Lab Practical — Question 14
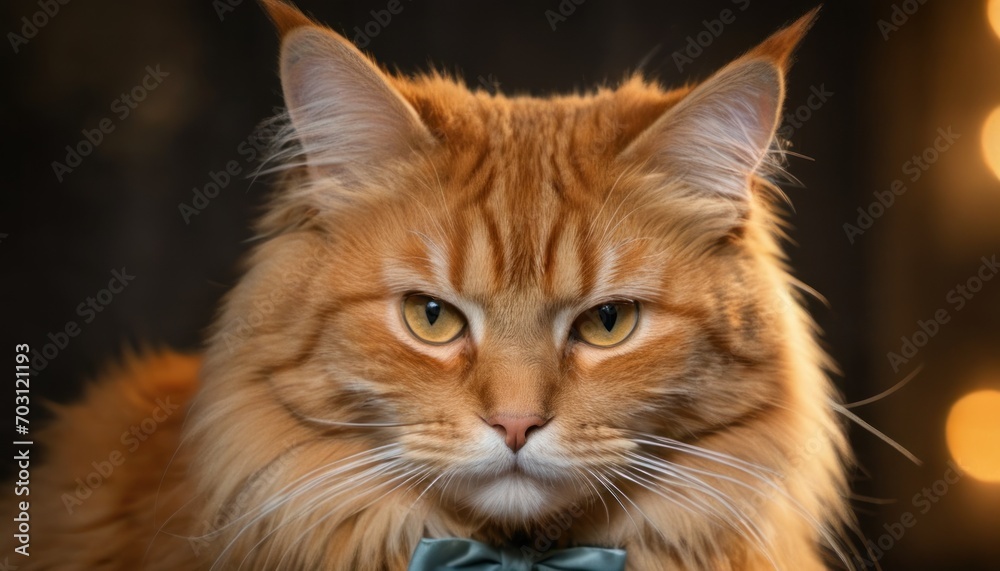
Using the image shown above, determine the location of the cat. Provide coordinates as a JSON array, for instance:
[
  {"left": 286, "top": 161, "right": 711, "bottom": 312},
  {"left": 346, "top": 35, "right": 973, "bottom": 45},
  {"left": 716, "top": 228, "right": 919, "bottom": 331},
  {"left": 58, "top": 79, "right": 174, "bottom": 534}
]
[{"left": 3, "top": 1, "right": 861, "bottom": 569}]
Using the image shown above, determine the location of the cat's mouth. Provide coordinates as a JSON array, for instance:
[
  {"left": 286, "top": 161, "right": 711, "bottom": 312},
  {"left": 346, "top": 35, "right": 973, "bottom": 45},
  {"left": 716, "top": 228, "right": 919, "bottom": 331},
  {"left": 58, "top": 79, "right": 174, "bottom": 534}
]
[
  {"left": 489, "top": 452, "right": 557, "bottom": 482},
  {"left": 507, "top": 456, "right": 529, "bottom": 473},
  {"left": 458, "top": 471, "right": 559, "bottom": 521},
  {"left": 443, "top": 458, "right": 581, "bottom": 522}
]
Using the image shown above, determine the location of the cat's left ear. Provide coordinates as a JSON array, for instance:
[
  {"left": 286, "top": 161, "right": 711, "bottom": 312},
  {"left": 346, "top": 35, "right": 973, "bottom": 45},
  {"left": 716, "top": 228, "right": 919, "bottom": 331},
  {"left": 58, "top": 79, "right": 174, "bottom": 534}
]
[
  {"left": 619, "top": 9, "right": 817, "bottom": 201},
  {"left": 260, "top": 0, "right": 435, "bottom": 184}
]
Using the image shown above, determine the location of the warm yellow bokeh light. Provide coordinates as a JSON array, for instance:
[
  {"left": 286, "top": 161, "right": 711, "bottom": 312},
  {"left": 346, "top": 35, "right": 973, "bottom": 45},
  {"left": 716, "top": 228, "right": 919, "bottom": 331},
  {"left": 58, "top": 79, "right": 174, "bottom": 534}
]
[
  {"left": 946, "top": 390, "right": 1000, "bottom": 482},
  {"left": 990, "top": 0, "right": 1000, "bottom": 39},
  {"left": 982, "top": 107, "right": 1000, "bottom": 181}
]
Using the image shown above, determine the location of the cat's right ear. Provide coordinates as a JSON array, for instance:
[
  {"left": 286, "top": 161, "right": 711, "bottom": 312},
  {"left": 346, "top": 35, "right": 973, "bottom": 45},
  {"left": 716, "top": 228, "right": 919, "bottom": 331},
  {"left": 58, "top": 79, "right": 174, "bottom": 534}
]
[{"left": 260, "top": 0, "right": 435, "bottom": 184}]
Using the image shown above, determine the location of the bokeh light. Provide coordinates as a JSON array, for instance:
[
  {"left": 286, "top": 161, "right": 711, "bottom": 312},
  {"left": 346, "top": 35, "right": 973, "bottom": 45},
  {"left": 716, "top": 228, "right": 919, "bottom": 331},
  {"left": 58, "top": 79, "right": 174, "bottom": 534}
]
[
  {"left": 946, "top": 389, "right": 1000, "bottom": 482},
  {"left": 982, "top": 107, "right": 1000, "bottom": 180},
  {"left": 990, "top": 0, "right": 1000, "bottom": 39}
]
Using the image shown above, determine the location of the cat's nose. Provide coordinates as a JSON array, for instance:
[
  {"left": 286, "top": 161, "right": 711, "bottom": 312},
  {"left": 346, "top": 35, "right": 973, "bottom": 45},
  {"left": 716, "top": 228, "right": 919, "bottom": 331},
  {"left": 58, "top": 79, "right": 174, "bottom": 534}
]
[{"left": 484, "top": 414, "right": 548, "bottom": 452}]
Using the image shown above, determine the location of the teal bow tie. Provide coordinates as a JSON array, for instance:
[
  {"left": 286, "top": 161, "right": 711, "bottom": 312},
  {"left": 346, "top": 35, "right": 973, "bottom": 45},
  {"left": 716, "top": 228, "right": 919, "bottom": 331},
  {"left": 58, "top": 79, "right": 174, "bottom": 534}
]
[{"left": 407, "top": 538, "right": 626, "bottom": 571}]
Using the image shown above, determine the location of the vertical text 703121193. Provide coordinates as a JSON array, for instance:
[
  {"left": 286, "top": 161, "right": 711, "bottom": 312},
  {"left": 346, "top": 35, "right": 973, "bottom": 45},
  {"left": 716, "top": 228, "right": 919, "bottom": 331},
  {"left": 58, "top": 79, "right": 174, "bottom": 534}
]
[{"left": 12, "top": 344, "right": 32, "bottom": 559}]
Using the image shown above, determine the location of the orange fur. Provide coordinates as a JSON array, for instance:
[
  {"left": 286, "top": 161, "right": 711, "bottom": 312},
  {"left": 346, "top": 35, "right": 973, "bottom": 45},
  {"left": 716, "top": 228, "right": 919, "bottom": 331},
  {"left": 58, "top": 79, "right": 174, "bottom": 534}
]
[
  {"left": 1, "top": 351, "right": 200, "bottom": 569},
  {"left": 6, "top": 4, "right": 859, "bottom": 570}
]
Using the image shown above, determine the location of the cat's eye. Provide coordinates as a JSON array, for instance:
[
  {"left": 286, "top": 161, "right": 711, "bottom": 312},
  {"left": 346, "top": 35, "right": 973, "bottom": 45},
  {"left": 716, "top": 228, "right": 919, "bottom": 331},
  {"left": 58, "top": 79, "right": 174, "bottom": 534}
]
[
  {"left": 402, "top": 294, "right": 467, "bottom": 345},
  {"left": 572, "top": 301, "right": 639, "bottom": 347}
]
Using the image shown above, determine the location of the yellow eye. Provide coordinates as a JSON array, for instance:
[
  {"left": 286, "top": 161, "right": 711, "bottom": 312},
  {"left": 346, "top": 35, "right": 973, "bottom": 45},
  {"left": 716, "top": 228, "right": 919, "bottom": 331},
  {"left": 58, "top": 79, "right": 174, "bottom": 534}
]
[
  {"left": 402, "top": 294, "right": 467, "bottom": 345},
  {"left": 573, "top": 301, "right": 639, "bottom": 347}
]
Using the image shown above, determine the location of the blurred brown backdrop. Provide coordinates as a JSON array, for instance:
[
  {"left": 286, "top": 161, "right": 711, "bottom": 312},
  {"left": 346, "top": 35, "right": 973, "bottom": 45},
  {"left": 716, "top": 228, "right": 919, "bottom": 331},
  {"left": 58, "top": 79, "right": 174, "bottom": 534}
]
[{"left": 2, "top": 0, "right": 999, "bottom": 568}]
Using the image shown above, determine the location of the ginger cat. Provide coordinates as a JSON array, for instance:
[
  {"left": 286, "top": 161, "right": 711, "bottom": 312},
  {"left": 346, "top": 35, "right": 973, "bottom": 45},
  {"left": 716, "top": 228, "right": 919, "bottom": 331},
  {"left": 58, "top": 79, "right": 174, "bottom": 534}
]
[{"left": 4, "top": 2, "right": 860, "bottom": 569}]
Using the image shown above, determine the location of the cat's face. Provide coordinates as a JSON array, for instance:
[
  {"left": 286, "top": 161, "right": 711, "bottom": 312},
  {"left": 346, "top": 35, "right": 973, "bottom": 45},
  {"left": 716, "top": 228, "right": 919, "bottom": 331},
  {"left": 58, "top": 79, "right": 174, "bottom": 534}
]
[
  {"left": 253, "top": 64, "right": 794, "bottom": 532},
  {"left": 268, "top": 101, "right": 787, "bottom": 524},
  {"left": 196, "top": 6, "right": 838, "bottom": 559}
]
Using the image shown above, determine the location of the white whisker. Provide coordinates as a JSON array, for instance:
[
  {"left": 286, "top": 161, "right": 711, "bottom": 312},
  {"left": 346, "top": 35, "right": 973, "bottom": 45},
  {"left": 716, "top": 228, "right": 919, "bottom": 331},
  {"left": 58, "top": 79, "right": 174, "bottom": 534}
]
[
  {"left": 270, "top": 463, "right": 427, "bottom": 569},
  {"left": 209, "top": 445, "right": 404, "bottom": 570},
  {"left": 240, "top": 460, "right": 409, "bottom": 570},
  {"left": 830, "top": 401, "right": 921, "bottom": 465},
  {"left": 626, "top": 439, "right": 856, "bottom": 570},
  {"left": 588, "top": 468, "right": 644, "bottom": 544},
  {"left": 623, "top": 452, "right": 779, "bottom": 570}
]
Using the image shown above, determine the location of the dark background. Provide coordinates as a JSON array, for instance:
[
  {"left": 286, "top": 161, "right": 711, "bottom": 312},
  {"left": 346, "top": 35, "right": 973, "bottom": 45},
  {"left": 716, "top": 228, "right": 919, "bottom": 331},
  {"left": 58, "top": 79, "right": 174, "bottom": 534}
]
[{"left": 3, "top": 0, "right": 999, "bottom": 569}]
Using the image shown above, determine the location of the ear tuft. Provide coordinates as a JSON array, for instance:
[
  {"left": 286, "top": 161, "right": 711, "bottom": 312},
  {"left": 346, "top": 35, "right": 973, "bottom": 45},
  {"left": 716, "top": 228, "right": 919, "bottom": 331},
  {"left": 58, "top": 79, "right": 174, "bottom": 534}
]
[
  {"left": 259, "top": 0, "right": 316, "bottom": 39},
  {"left": 747, "top": 7, "right": 819, "bottom": 73}
]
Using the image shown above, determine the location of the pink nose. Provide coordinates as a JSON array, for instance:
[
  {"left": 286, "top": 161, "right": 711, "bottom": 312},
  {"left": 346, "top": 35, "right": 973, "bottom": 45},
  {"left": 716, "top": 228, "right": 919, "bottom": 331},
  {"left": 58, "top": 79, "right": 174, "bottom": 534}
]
[{"left": 485, "top": 414, "right": 548, "bottom": 452}]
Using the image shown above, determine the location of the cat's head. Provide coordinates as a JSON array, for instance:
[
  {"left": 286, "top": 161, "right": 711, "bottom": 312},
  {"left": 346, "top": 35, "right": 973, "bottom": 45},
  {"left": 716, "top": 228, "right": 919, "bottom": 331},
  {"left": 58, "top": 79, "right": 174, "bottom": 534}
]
[{"left": 192, "top": 2, "right": 844, "bottom": 562}]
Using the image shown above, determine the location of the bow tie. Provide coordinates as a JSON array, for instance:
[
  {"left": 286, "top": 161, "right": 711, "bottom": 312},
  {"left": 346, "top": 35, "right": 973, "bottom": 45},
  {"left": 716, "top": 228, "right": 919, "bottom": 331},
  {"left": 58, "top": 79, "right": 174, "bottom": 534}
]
[{"left": 407, "top": 538, "right": 627, "bottom": 571}]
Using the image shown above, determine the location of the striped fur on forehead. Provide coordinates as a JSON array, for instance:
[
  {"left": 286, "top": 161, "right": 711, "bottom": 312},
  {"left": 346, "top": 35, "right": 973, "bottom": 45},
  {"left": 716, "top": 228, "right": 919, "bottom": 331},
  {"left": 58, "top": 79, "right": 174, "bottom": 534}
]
[{"left": 361, "top": 81, "right": 749, "bottom": 306}]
